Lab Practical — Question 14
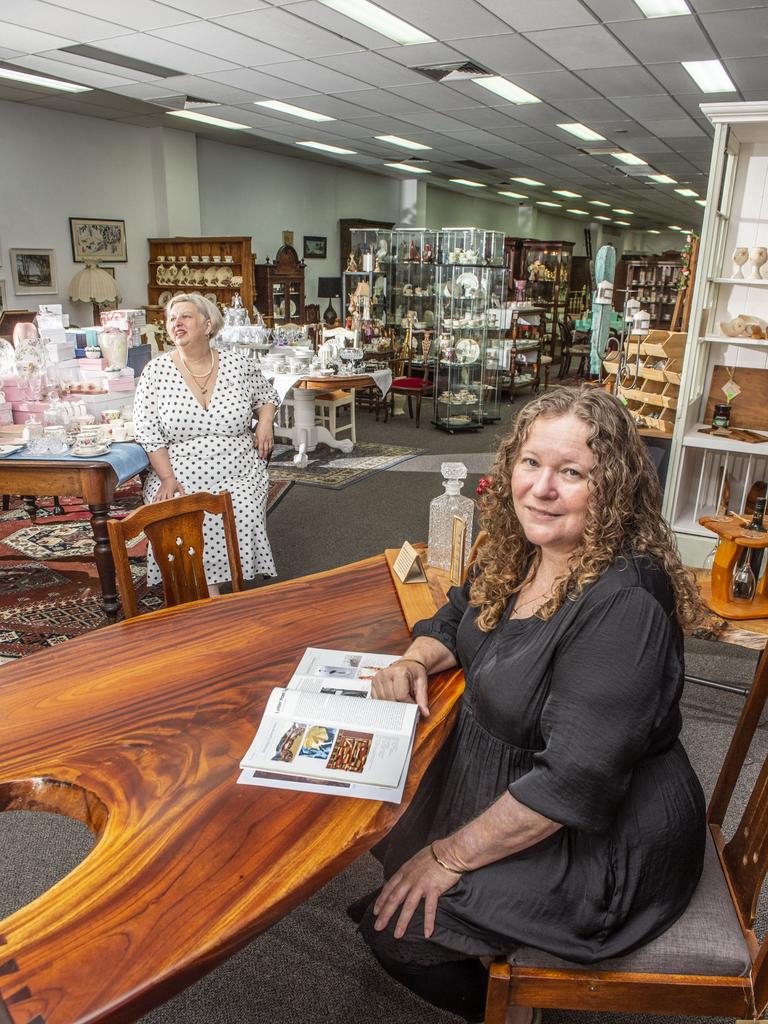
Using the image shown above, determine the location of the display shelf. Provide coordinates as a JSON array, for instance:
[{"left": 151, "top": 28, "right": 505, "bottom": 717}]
[
  {"left": 614, "top": 255, "right": 682, "bottom": 330},
  {"left": 699, "top": 334, "right": 768, "bottom": 346},
  {"left": 147, "top": 235, "right": 254, "bottom": 325},
  {"left": 254, "top": 244, "right": 305, "bottom": 326},
  {"left": 518, "top": 240, "right": 573, "bottom": 353},
  {"left": 709, "top": 277, "right": 768, "bottom": 286},
  {"left": 682, "top": 423, "right": 768, "bottom": 452}
]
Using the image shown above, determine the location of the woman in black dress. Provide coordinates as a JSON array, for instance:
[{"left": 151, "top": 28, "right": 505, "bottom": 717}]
[{"left": 360, "top": 385, "right": 706, "bottom": 1024}]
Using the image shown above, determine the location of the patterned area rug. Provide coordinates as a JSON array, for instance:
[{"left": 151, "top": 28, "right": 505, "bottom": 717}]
[
  {"left": 0, "top": 479, "right": 293, "bottom": 662},
  {"left": 268, "top": 443, "right": 424, "bottom": 489}
]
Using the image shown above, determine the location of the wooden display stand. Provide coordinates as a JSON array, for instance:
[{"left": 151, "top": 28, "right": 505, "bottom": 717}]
[
  {"left": 254, "top": 244, "right": 305, "bottom": 326},
  {"left": 613, "top": 329, "right": 686, "bottom": 435},
  {"left": 699, "top": 515, "right": 768, "bottom": 619}
]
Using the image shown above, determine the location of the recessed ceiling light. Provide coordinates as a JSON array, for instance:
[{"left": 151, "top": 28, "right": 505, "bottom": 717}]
[
  {"left": 376, "top": 134, "right": 431, "bottom": 150},
  {"left": 497, "top": 190, "right": 528, "bottom": 199},
  {"left": 472, "top": 76, "right": 540, "bottom": 104},
  {"left": 647, "top": 173, "right": 678, "bottom": 184},
  {"left": 613, "top": 208, "right": 634, "bottom": 215},
  {"left": 614, "top": 220, "right": 631, "bottom": 226},
  {"left": 512, "top": 176, "right": 545, "bottom": 187},
  {"left": 318, "top": 0, "right": 433, "bottom": 44},
  {"left": 168, "top": 110, "right": 249, "bottom": 130},
  {"left": 633, "top": 0, "right": 690, "bottom": 16},
  {"left": 296, "top": 140, "right": 357, "bottom": 155},
  {"left": 255, "top": 99, "right": 334, "bottom": 122},
  {"left": 567, "top": 209, "right": 589, "bottom": 216},
  {"left": 450, "top": 178, "right": 486, "bottom": 187},
  {"left": 537, "top": 201, "right": 561, "bottom": 208},
  {"left": 668, "top": 224, "right": 682, "bottom": 230},
  {"left": 695, "top": 198, "right": 707, "bottom": 206},
  {"left": 675, "top": 187, "right": 698, "bottom": 197},
  {"left": 556, "top": 122, "right": 606, "bottom": 142},
  {"left": 384, "top": 162, "right": 431, "bottom": 173},
  {"left": 647, "top": 229, "right": 662, "bottom": 234},
  {"left": 589, "top": 200, "right": 611, "bottom": 207},
  {"left": 594, "top": 215, "right": 611, "bottom": 221},
  {"left": 0, "top": 67, "right": 91, "bottom": 92},
  {"left": 682, "top": 59, "right": 736, "bottom": 93},
  {"left": 553, "top": 189, "right": 582, "bottom": 198},
  {"left": 612, "top": 151, "right": 648, "bottom": 166}
]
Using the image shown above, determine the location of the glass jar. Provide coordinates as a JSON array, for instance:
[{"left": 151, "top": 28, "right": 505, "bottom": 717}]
[
  {"left": 712, "top": 404, "right": 731, "bottom": 430},
  {"left": 427, "top": 462, "right": 474, "bottom": 570}
]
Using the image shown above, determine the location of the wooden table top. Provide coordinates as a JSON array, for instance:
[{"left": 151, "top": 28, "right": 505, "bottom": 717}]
[{"left": 0, "top": 554, "right": 462, "bottom": 1024}]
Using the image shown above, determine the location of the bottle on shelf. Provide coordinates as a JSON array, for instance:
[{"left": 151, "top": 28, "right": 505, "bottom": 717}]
[
  {"left": 746, "top": 494, "right": 767, "bottom": 586},
  {"left": 427, "top": 462, "right": 474, "bottom": 570}
]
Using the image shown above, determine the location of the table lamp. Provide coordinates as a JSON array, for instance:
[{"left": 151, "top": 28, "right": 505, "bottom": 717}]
[
  {"left": 317, "top": 277, "right": 341, "bottom": 326},
  {"left": 69, "top": 259, "right": 120, "bottom": 325}
]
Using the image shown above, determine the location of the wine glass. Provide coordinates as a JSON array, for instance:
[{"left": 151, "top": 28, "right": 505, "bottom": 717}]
[
  {"left": 749, "top": 246, "right": 767, "bottom": 281},
  {"left": 731, "top": 247, "right": 749, "bottom": 278}
]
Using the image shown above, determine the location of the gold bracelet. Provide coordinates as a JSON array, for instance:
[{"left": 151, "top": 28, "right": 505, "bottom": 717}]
[
  {"left": 430, "top": 842, "right": 462, "bottom": 874},
  {"left": 400, "top": 657, "right": 429, "bottom": 673}
]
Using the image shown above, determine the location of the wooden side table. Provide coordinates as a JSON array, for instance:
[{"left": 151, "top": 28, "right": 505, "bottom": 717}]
[{"left": 699, "top": 514, "right": 768, "bottom": 619}]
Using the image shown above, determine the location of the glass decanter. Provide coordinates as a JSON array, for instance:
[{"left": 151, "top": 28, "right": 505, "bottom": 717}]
[{"left": 427, "top": 462, "right": 474, "bottom": 571}]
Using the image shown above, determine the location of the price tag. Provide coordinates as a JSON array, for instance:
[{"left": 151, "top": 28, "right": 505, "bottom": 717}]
[
  {"left": 392, "top": 541, "right": 427, "bottom": 584},
  {"left": 722, "top": 380, "right": 742, "bottom": 402}
]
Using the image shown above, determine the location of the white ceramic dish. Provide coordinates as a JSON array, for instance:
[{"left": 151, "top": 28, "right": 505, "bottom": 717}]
[
  {"left": 0, "top": 444, "right": 25, "bottom": 458},
  {"left": 71, "top": 444, "right": 111, "bottom": 458}
]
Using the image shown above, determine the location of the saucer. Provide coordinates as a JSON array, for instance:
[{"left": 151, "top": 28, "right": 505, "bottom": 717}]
[{"left": 71, "top": 444, "right": 111, "bottom": 457}]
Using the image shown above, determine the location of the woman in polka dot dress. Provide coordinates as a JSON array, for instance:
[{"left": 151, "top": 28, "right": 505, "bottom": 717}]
[{"left": 134, "top": 292, "right": 279, "bottom": 594}]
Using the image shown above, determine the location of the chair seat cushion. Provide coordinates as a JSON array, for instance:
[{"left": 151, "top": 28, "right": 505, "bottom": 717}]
[
  {"left": 540, "top": 356, "right": 553, "bottom": 365},
  {"left": 507, "top": 833, "right": 750, "bottom": 977},
  {"left": 392, "top": 377, "right": 428, "bottom": 390}
]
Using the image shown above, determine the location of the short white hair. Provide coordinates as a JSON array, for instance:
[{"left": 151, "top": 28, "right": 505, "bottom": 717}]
[{"left": 166, "top": 292, "right": 224, "bottom": 337}]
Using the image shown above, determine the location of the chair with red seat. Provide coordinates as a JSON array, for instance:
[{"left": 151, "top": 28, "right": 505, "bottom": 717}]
[{"left": 378, "top": 349, "right": 435, "bottom": 428}]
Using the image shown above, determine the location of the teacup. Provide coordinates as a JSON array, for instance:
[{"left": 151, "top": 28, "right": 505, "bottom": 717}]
[
  {"left": 224, "top": 255, "right": 234, "bottom": 263},
  {"left": 177, "top": 255, "right": 187, "bottom": 263},
  {"left": 201, "top": 255, "right": 210, "bottom": 263},
  {"left": 76, "top": 433, "right": 96, "bottom": 448},
  {"left": 75, "top": 414, "right": 95, "bottom": 429},
  {"left": 101, "top": 409, "right": 122, "bottom": 423},
  {"left": 157, "top": 255, "right": 166, "bottom": 263},
  {"left": 111, "top": 421, "right": 127, "bottom": 442},
  {"left": 190, "top": 255, "right": 200, "bottom": 263}
]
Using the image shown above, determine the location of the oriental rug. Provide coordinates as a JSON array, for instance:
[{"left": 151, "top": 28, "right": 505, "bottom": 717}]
[
  {"left": 0, "top": 479, "right": 293, "bottom": 662},
  {"left": 268, "top": 442, "right": 424, "bottom": 489}
]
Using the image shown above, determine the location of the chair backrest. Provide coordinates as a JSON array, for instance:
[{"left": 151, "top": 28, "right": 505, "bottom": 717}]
[
  {"left": 557, "top": 319, "right": 573, "bottom": 348},
  {"left": 106, "top": 491, "right": 244, "bottom": 618}
]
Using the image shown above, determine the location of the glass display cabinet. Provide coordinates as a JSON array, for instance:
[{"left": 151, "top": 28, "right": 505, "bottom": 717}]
[
  {"left": 387, "top": 229, "right": 439, "bottom": 375},
  {"left": 520, "top": 239, "right": 574, "bottom": 351},
  {"left": 342, "top": 270, "right": 388, "bottom": 325},
  {"left": 439, "top": 227, "right": 505, "bottom": 267},
  {"left": 254, "top": 245, "right": 305, "bottom": 326}
]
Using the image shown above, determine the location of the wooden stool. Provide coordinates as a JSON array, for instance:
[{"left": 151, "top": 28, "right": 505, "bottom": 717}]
[{"left": 700, "top": 514, "right": 768, "bottom": 619}]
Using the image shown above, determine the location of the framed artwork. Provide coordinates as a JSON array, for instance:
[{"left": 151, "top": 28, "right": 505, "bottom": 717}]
[
  {"left": 69, "top": 217, "right": 127, "bottom": 262},
  {"left": 10, "top": 249, "right": 58, "bottom": 294},
  {"left": 282, "top": 230, "right": 294, "bottom": 246},
  {"left": 303, "top": 235, "right": 327, "bottom": 259}
]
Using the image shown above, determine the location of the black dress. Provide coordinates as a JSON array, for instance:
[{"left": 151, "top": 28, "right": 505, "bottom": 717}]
[{"left": 375, "top": 553, "right": 706, "bottom": 964}]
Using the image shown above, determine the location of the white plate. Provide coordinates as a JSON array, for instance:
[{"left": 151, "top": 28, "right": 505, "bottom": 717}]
[
  {"left": 158, "top": 290, "right": 172, "bottom": 305},
  {"left": 204, "top": 292, "right": 219, "bottom": 303},
  {"left": 455, "top": 338, "right": 480, "bottom": 363},
  {"left": 0, "top": 444, "right": 24, "bottom": 458},
  {"left": 71, "top": 445, "right": 111, "bottom": 457},
  {"left": 456, "top": 271, "right": 479, "bottom": 291}
]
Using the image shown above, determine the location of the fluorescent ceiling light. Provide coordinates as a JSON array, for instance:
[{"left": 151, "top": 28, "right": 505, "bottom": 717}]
[
  {"left": 647, "top": 229, "right": 662, "bottom": 234},
  {"left": 589, "top": 200, "right": 611, "bottom": 207},
  {"left": 450, "top": 178, "right": 486, "bottom": 187},
  {"left": 612, "top": 151, "right": 648, "bottom": 166},
  {"left": 668, "top": 224, "right": 682, "bottom": 230},
  {"left": 512, "top": 176, "right": 545, "bottom": 187},
  {"left": 557, "top": 122, "right": 606, "bottom": 141},
  {"left": 473, "top": 75, "right": 540, "bottom": 104},
  {"left": 255, "top": 99, "right": 333, "bottom": 122},
  {"left": 168, "top": 109, "right": 249, "bottom": 130},
  {"left": 633, "top": 0, "right": 691, "bottom": 16},
  {"left": 498, "top": 190, "right": 528, "bottom": 199},
  {"left": 695, "top": 198, "right": 707, "bottom": 206},
  {"left": 318, "top": 0, "right": 433, "bottom": 44},
  {"left": 675, "top": 187, "right": 698, "bottom": 197},
  {"left": 537, "top": 201, "right": 561, "bottom": 208},
  {"left": 682, "top": 59, "right": 736, "bottom": 93},
  {"left": 0, "top": 67, "right": 91, "bottom": 92},
  {"left": 385, "top": 162, "right": 431, "bottom": 173},
  {"left": 567, "top": 209, "right": 589, "bottom": 216},
  {"left": 613, "top": 208, "right": 634, "bottom": 215},
  {"left": 594, "top": 215, "right": 611, "bottom": 221},
  {"left": 296, "top": 140, "right": 357, "bottom": 155},
  {"left": 614, "top": 220, "right": 631, "bottom": 226},
  {"left": 375, "top": 134, "right": 431, "bottom": 150},
  {"left": 553, "top": 189, "right": 582, "bottom": 198},
  {"left": 647, "top": 173, "right": 677, "bottom": 184}
]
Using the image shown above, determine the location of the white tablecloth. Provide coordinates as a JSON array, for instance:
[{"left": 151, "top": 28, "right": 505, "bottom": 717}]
[{"left": 268, "top": 370, "right": 392, "bottom": 405}]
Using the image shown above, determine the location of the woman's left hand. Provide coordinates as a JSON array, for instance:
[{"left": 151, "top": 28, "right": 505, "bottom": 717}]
[
  {"left": 254, "top": 420, "right": 274, "bottom": 460},
  {"left": 373, "top": 846, "right": 460, "bottom": 940}
]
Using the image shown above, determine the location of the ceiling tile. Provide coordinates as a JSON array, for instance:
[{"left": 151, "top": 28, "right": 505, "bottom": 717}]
[
  {"left": 582, "top": 0, "right": 645, "bottom": 19},
  {"left": 314, "top": 51, "right": 426, "bottom": 87},
  {"left": 8, "top": 54, "right": 134, "bottom": 88},
  {"left": 244, "top": 60, "right": 370, "bottom": 93},
  {"left": 0, "top": 0, "right": 128, "bottom": 43},
  {"left": 484, "top": 70, "right": 599, "bottom": 101},
  {"left": 215, "top": 7, "right": 363, "bottom": 58},
  {"left": 578, "top": 65, "right": 665, "bottom": 97},
  {"left": 475, "top": 0, "right": 597, "bottom": 31},
  {"left": 161, "top": 0, "right": 271, "bottom": 14},
  {"left": 373, "top": 41, "right": 464, "bottom": 66},
  {"left": 613, "top": 94, "right": 687, "bottom": 119},
  {"left": 495, "top": 101, "right": 572, "bottom": 126},
  {"left": 281, "top": 1, "right": 401, "bottom": 49},
  {"left": 0, "top": 22, "right": 74, "bottom": 52},
  {"left": 107, "top": 81, "right": 189, "bottom": 99},
  {"left": 554, "top": 96, "right": 630, "bottom": 122},
  {"left": 278, "top": 93, "right": 377, "bottom": 117},
  {"left": 338, "top": 89, "right": 428, "bottom": 115},
  {"left": 448, "top": 105, "right": 528, "bottom": 129},
  {"left": 42, "top": 0, "right": 198, "bottom": 31},
  {"left": 524, "top": 25, "right": 637, "bottom": 69},
  {"left": 641, "top": 118, "right": 708, "bottom": 138},
  {"left": 447, "top": 32, "right": 559, "bottom": 74},
  {"left": 31, "top": 45, "right": 162, "bottom": 82},
  {"left": 90, "top": 33, "right": 240, "bottom": 75},
  {"left": 609, "top": 15, "right": 715, "bottom": 63},
  {"left": 149, "top": 21, "right": 294, "bottom": 66},
  {"left": 203, "top": 67, "right": 320, "bottom": 99},
  {"left": 387, "top": 82, "right": 482, "bottom": 110},
  {"left": 362, "top": 0, "right": 513, "bottom": 40},
  {"left": 691, "top": 0, "right": 768, "bottom": 10},
  {"left": 153, "top": 74, "right": 260, "bottom": 104},
  {"left": 699, "top": 8, "right": 768, "bottom": 58},
  {"left": 725, "top": 56, "right": 768, "bottom": 92},
  {"left": 388, "top": 110, "right": 481, "bottom": 132}
]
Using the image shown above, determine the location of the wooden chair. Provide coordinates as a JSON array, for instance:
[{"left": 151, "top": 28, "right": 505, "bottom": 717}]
[
  {"left": 485, "top": 639, "right": 768, "bottom": 1023},
  {"left": 106, "top": 491, "right": 244, "bottom": 618},
  {"left": 558, "top": 319, "right": 591, "bottom": 379},
  {"left": 315, "top": 388, "right": 356, "bottom": 441},
  {"left": 379, "top": 352, "right": 435, "bottom": 428}
]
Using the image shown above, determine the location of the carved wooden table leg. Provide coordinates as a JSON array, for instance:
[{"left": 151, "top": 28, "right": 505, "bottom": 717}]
[
  {"left": 88, "top": 502, "right": 119, "bottom": 622},
  {"left": 22, "top": 495, "right": 37, "bottom": 522},
  {"left": 53, "top": 495, "right": 65, "bottom": 515}
]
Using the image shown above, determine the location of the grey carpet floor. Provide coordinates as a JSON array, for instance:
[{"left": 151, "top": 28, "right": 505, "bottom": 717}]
[{"left": 2, "top": 392, "right": 766, "bottom": 1024}]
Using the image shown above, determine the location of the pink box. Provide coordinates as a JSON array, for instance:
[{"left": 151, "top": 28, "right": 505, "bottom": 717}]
[
  {"left": 107, "top": 378, "right": 136, "bottom": 393},
  {"left": 80, "top": 357, "right": 108, "bottom": 369},
  {"left": 4, "top": 385, "right": 45, "bottom": 403},
  {"left": 12, "top": 401, "right": 51, "bottom": 425},
  {"left": 0, "top": 403, "right": 13, "bottom": 425}
]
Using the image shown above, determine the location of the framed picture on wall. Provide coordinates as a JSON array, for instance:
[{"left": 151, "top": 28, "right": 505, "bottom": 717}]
[
  {"left": 69, "top": 217, "right": 127, "bottom": 262},
  {"left": 303, "top": 236, "right": 327, "bottom": 259},
  {"left": 10, "top": 249, "right": 58, "bottom": 294}
]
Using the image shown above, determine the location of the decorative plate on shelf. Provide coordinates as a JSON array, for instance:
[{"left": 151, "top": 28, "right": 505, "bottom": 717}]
[
  {"left": 289, "top": 299, "right": 298, "bottom": 317},
  {"left": 456, "top": 271, "right": 479, "bottom": 292},
  {"left": 204, "top": 292, "right": 219, "bottom": 303},
  {"left": 455, "top": 338, "right": 480, "bottom": 363},
  {"left": 158, "top": 291, "right": 172, "bottom": 305}
]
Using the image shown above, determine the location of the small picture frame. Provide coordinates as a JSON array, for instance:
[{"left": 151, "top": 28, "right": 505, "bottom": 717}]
[
  {"left": 10, "top": 249, "right": 58, "bottom": 294},
  {"left": 303, "top": 235, "right": 327, "bottom": 260},
  {"left": 69, "top": 217, "right": 127, "bottom": 263},
  {"left": 282, "top": 230, "right": 294, "bottom": 247}
]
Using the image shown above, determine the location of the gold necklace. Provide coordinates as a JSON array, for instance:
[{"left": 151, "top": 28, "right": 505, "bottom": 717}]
[{"left": 178, "top": 350, "right": 216, "bottom": 394}]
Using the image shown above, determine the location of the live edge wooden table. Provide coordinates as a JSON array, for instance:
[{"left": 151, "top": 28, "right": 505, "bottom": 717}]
[
  {"left": 0, "top": 443, "right": 149, "bottom": 623},
  {"left": 0, "top": 552, "right": 462, "bottom": 1024}
]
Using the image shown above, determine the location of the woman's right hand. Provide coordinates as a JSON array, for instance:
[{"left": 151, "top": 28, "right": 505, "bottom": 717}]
[
  {"left": 372, "top": 660, "right": 430, "bottom": 717},
  {"left": 154, "top": 476, "right": 185, "bottom": 502}
]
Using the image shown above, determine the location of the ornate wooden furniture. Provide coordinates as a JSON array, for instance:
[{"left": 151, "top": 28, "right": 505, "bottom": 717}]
[
  {"left": 485, "top": 640, "right": 768, "bottom": 1023},
  {"left": 106, "top": 491, "right": 243, "bottom": 618},
  {"left": 254, "top": 245, "right": 305, "bottom": 326},
  {"left": 0, "top": 553, "right": 462, "bottom": 1024},
  {"left": 699, "top": 513, "right": 768, "bottom": 619}
]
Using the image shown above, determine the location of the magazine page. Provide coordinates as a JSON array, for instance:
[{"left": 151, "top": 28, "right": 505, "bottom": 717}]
[
  {"left": 287, "top": 648, "right": 400, "bottom": 697},
  {"left": 236, "top": 764, "right": 409, "bottom": 803},
  {"left": 240, "top": 687, "right": 418, "bottom": 788}
]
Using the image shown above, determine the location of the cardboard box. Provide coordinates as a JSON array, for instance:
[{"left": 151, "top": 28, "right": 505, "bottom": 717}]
[{"left": 45, "top": 340, "right": 77, "bottom": 363}]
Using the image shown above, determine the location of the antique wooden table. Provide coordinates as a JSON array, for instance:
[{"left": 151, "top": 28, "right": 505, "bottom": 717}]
[{"left": 0, "top": 553, "right": 461, "bottom": 1024}]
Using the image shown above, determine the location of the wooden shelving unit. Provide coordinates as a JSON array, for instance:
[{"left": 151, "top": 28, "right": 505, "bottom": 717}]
[{"left": 614, "top": 254, "right": 682, "bottom": 329}]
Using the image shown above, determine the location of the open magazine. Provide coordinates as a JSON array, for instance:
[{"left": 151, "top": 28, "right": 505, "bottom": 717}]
[{"left": 237, "top": 648, "right": 419, "bottom": 802}]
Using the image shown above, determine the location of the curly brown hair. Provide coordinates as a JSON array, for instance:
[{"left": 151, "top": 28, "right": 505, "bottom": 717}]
[{"left": 470, "top": 385, "right": 703, "bottom": 631}]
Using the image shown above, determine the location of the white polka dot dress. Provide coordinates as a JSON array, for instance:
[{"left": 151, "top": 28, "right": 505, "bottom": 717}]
[{"left": 133, "top": 348, "right": 279, "bottom": 586}]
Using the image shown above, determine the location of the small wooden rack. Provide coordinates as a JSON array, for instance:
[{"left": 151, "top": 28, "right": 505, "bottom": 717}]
[{"left": 700, "top": 514, "right": 768, "bottom": 618}]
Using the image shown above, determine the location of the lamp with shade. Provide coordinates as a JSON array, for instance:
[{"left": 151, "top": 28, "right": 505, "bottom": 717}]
[
  {"left": 317, "top": 276, "right": 342, "bottom": 326},
  {"left": 69, "top": 259, "right": 120, "bottom": 325}
]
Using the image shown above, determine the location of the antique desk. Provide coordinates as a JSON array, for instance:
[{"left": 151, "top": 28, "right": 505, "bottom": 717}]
[{"left": 0, "top": 553, "right": 461, "bottom": 1024}]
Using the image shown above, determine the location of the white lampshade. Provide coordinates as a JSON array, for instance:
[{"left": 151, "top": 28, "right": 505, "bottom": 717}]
[{"left": 69, "top": 260, "right": 120, "bottom": 303}]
